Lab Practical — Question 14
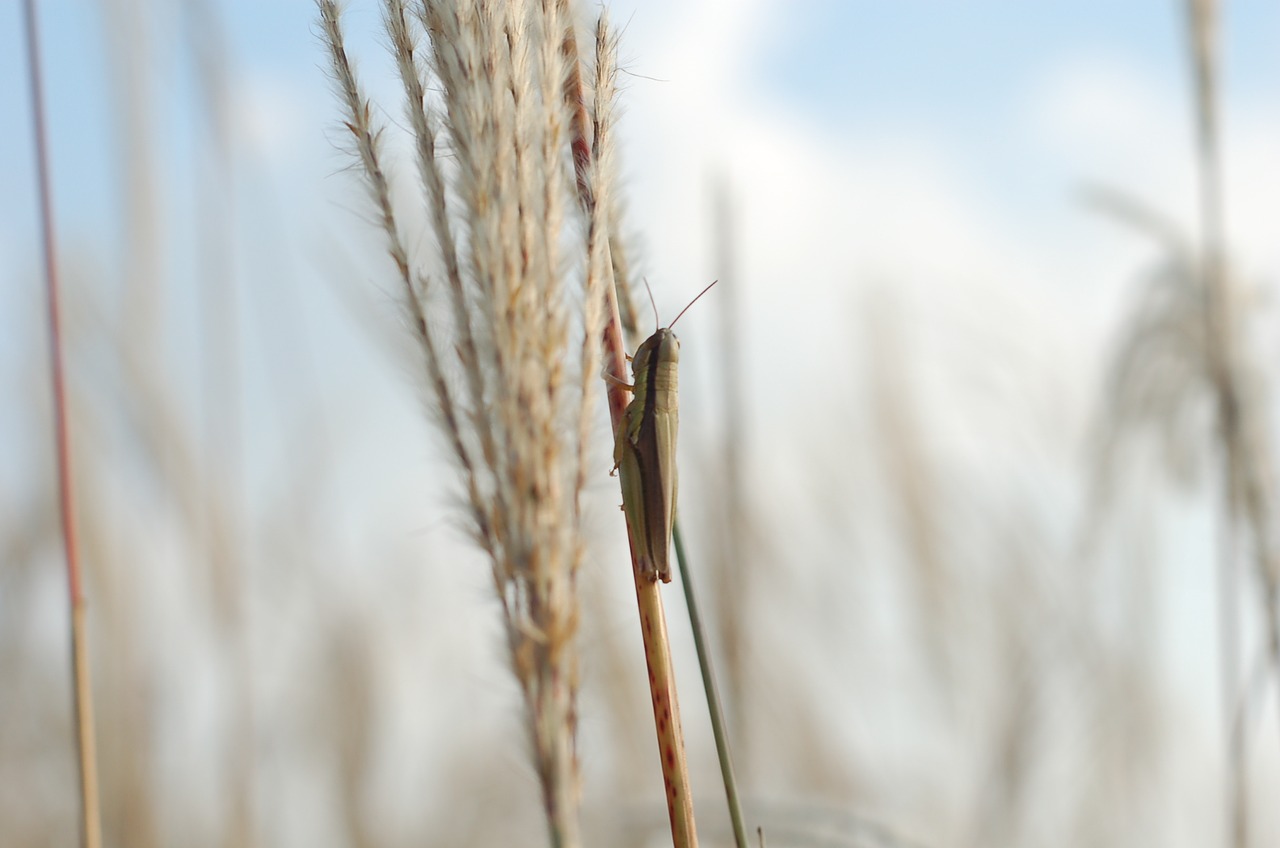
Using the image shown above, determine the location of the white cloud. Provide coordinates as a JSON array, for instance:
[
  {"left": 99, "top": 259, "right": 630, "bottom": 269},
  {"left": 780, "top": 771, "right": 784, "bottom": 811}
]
[
  {"left": 233, "top": 73, "right": 307, "bottom": 163},
  {"left": 615, "top": 2, "right": 1093, "bottom": 429}
]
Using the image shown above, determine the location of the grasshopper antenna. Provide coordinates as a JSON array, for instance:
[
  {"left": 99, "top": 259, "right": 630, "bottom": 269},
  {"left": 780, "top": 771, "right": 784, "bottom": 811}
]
[
  {"left": 642, "top": 277, "right": 660, "bottom": 333},
  {"left": 668, "top": 280, "right": 718, "bottom": 331}
]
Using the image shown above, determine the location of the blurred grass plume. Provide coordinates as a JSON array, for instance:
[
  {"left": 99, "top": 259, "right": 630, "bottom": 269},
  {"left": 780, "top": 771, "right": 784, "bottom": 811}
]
[{"left": 318, "top": 1, "right": 619, "bottom": 844}]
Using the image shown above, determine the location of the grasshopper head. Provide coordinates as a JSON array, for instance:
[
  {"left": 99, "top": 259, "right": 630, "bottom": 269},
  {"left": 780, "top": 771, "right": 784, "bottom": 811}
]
[
  {"left": 632, "top": 328, "right": 680, "bottom": 378},
  {"left": 632, "top": 279, "right": 713, "bottom": 378}
]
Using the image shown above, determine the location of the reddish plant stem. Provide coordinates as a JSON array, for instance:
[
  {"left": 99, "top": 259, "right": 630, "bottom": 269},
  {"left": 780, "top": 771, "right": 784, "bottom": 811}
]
[
  {"left": 22, "top": 3, "right": 103, "bottom": 848},
  {"left": 560, "top": 12, "right": 698, "bottom": 846},
  {"left": 604, "top": 259, "right": 698, "bottom": 848}
]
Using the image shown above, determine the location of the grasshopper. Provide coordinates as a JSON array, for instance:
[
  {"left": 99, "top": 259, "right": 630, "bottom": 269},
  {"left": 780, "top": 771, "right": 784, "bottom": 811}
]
[{"left": 614, "top": 281, "right": 717, "bottom": 583}]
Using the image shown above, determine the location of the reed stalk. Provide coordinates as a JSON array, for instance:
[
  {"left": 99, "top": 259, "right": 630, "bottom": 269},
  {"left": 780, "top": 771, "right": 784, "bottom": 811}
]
[
  {"left": 562, "top": 16, "right": 700, "bottom": 847},
  {"left": 22, "top": 2, "right": 104, "bottom": 846},
  {"left": 319, "top": 3, "right": 703, "bottom": 845},
  {"left": 1185, "top": 2, "right": 1280, "bottom": 844}
]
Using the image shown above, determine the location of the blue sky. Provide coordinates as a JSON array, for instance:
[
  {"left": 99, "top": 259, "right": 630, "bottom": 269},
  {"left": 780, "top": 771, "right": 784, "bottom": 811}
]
[
  {"left": 4, "top": 1, "right": 1277, "bottom": 271},
  {"left": 5, "top": 0, "right": 1280, "bottom": 771},
  {"left": 6, "top": 0, "right": 1278, "bottom": 571},
  {"left": 5, "top": 2, "right": 1278, "bottom": 510}
]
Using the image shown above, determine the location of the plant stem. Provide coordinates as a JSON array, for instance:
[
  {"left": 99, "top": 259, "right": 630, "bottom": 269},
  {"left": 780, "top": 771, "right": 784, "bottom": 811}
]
[
  {"left": 561, "top": 14, "right": 698, "bottom": 844},
  {"left": 673, "top": 524, "right": 749, "bottom": 848},
  {"left": 710, "top": 180, "right": 750, "bottom": 753},
  {"left": 22, "top": 3, "right": 104, "bottom": 847},
  {"left": 599, "top": 246, "right": 696, "bottom": 845},
  {"left": 602, "top": 231, "right": 698, "bottom": 848},
  {"left": 1186, "top": 2, "right": 1280, "bottom": 844}
]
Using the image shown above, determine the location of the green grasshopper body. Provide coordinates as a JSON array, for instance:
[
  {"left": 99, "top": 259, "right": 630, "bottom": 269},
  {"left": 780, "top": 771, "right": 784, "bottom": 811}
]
[
  {"left": 616, "top": 327, "right": 681, "bottom": 583},
  {"left": 614, "top": 281, "right": 715, "bottom": 584}
]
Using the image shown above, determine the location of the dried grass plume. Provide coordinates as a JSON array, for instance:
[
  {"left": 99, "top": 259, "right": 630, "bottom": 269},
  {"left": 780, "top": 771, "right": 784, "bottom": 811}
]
[{"left": 317, "top": 2, "right": 622, "bottom": 845}]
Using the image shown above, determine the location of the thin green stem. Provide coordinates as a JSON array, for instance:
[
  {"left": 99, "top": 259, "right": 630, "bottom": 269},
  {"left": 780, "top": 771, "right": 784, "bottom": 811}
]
[{"left": 673, "top": 522, "right": 748, "bottom": 848}]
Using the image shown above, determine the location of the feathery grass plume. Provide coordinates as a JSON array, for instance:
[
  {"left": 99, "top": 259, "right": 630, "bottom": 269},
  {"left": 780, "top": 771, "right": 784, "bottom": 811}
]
[
  {"left": 608, "top": 202, "right": 641, "bottom": 339},
  {"left": 578, "top": 14, "right": 616, "bottom": 514},
  {"left": 318, "top": 2, "right": 622, "bottom": 845},
  {"left": 1085, "top": 192, "right": 1208, "bottom": 495},
  {"left": 1083, "top": 3, "right": 1280, "bottom": 838},
  {"left": 1186, "top": 4, "right": 1280, "bottom": 846},
  {"left": 1084, "top": 185, "right": 1279, "bottom": 846},
  {"left": 574, "top": 17, "right": 700, "bottom": 844}
]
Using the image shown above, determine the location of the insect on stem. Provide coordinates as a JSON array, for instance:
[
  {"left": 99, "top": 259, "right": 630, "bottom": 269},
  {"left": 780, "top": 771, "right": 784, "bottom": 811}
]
[{"left": 614, "top": 279, "right": 718, "bottom": 583}]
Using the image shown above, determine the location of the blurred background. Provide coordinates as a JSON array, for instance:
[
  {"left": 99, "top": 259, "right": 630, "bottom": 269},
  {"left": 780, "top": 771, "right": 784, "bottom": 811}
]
[{"left": 4, "top": 0, "right": 1280, "bottom": 846}]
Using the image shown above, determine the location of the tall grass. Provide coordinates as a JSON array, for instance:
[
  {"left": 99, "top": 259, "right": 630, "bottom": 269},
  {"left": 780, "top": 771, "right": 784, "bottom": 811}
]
[
  {"left": 1085, "top": 4, "right": 1280, "bottom": 844},
  {"left": 21, "top": 2, "right": 103, "bottom": 847},
  {"left": 1186, "top": 2, "right": 1280, "bottom": 844},
  {"left": 317, "top": 1, "right": 624, "bottom": 843}
]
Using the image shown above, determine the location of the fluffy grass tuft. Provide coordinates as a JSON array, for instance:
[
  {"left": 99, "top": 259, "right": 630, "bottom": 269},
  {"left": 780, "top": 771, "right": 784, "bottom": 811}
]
[{"left": 317, "top": 2, "right": 624, "bottom": 845}]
